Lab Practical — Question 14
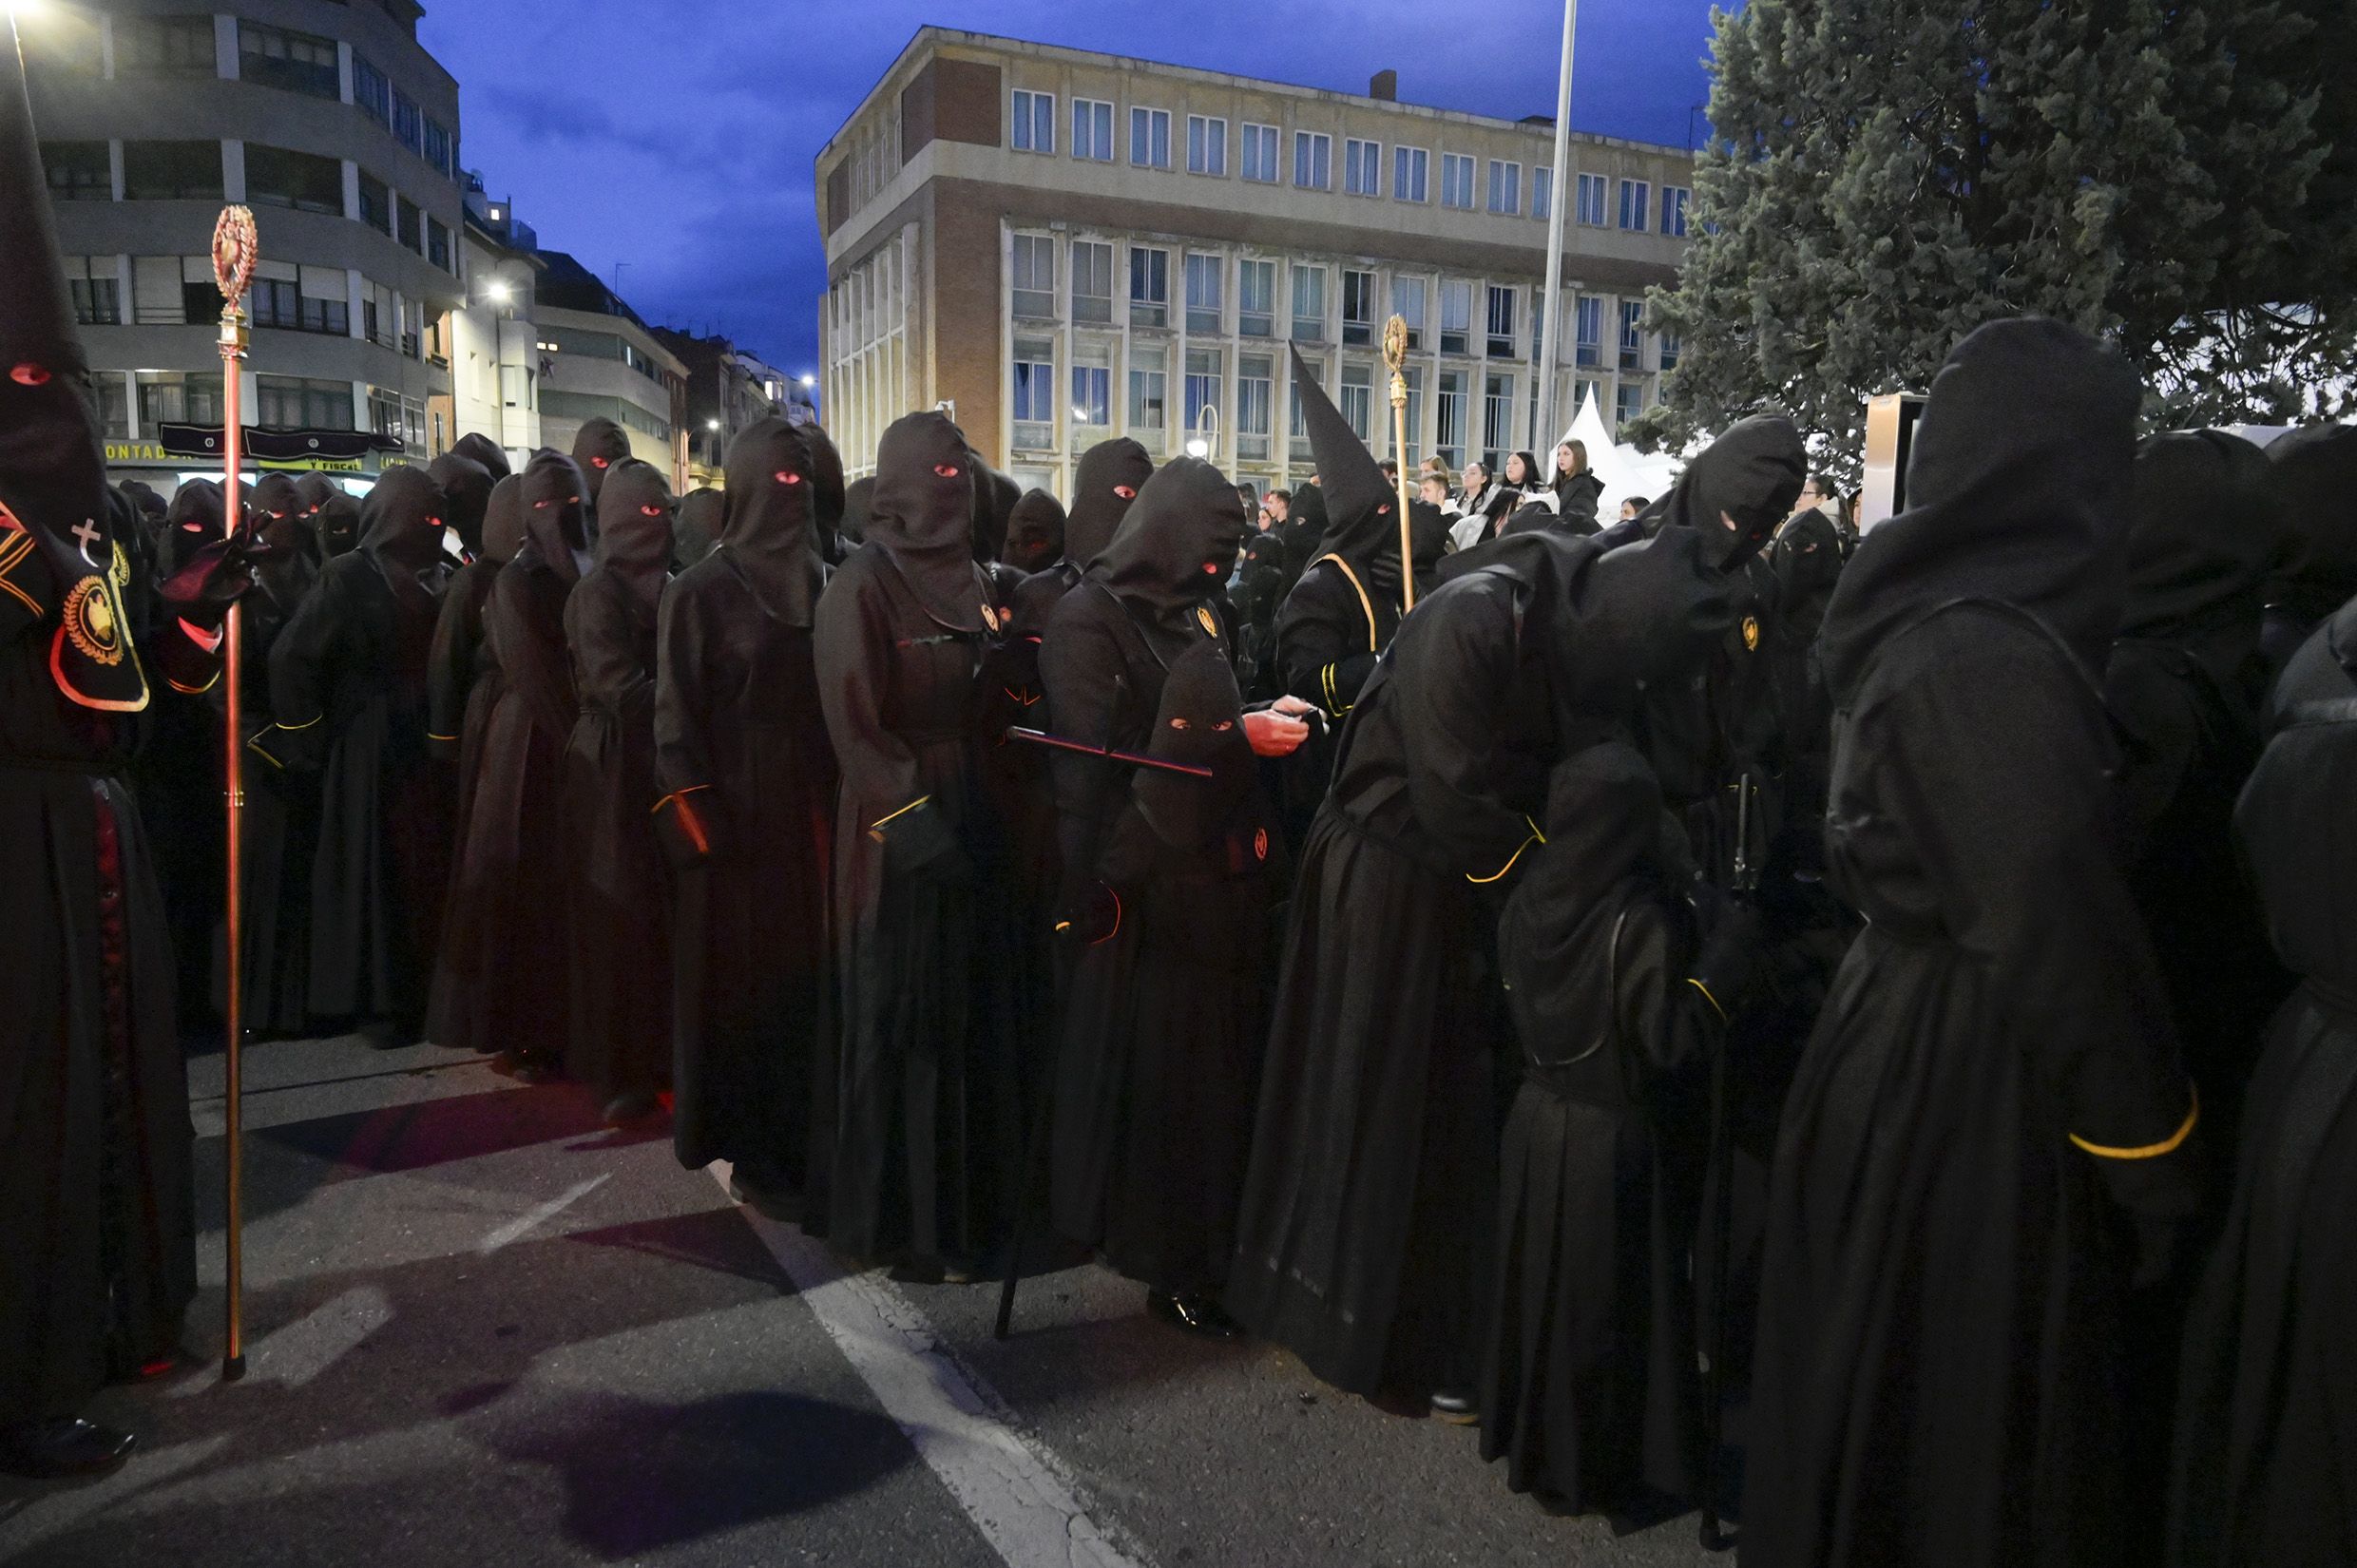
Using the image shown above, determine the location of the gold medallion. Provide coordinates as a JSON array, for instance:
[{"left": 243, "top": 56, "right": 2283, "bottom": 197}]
[
  {"left": 981, "top": 602, "right": 1002, "bottom": 634},
  {"left": 1196, "top": 606, "right": 1217, "bottom": 638},
  {"left": 1741, "top": 615, "right": 1760, "bottom": 652},
  {"left": 64, "top": 577, "right": 125, "bottom": 665},
  {"left": 1254, "top": 828, "right": 1269, "bottom": 863}
]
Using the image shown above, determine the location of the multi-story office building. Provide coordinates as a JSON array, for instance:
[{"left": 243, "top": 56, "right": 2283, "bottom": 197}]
[
  {"left": 654, "top": 328, "right": 786, "bottom": 488},
  {"left": 816, "top": 29, "right": 1696, "bottom": 493},
  {"left": 432, "top": 177, "right": 544, "bottom": 469},
  {"left": 21, "top": 0, "right": 466, "bottom": 488},
  {"left": 534, "top": 249, "right": 689, "bottom": 490}
]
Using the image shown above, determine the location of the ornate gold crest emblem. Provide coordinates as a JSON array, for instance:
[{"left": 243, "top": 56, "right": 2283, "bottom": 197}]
[
  {"left": 1254, "top": 828, "right": 1269, "bottom": 863},
  {"left": 1196, "top": 606, "right": 1217, "bottom": 638},
  {"left": 64, "top": 577, "right": 125, "bottom": 665},
  {"left": 981, "top": 602, "right": 1002, "bottom": 634},
  {"left": 1741, "top": 615, "right": 1760, "bottom": 652}
]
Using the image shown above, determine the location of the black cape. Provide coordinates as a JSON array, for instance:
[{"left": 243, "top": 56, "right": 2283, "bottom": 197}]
[{"left": 2256, "top": 423, "right": 2357, "bottom": 683}]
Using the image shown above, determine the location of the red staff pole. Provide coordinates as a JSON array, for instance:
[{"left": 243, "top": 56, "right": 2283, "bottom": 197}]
[{"left": 211, "top": 205, "right": 258, "bottom": 1383}]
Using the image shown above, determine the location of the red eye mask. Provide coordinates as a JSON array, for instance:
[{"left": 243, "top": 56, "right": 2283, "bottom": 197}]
[
  {"left": 10, "top": 363, "right": 51, "bottom": 386},
  {"left": 774, "top": 470, "right": 803, "bottom": 486}
]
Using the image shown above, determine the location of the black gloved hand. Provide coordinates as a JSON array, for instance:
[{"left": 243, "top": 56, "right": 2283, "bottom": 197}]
[{"left": 159, "top": 534, "right": 274, "bottom": 626}]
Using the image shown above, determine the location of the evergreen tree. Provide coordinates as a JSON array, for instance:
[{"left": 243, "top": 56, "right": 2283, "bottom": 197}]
[{"left": 1631, "top": 0, "right": 2355, "bottom": 471}]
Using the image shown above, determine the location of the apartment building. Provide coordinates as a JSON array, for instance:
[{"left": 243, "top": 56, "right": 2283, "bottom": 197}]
[{"left": 816, "top": 29, "right": 1695, "bottom": 494}]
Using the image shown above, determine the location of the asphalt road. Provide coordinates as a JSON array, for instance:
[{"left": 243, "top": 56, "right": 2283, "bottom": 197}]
[{"left": 0, "top": 1036, "right": 1728, "bottom": 1568}]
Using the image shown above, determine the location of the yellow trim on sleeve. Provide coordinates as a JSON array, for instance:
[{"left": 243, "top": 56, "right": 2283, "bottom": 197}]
[
  {"left": 2070, "top": 1090, "right": 2199, "bottom": 1160},
  {"left": 1322, "top": 555, "right": 1381, "bottom": 646},
  {"left": 1686, "top": 978, "right": 1730, "bottom": 1024},
  {"left": 868, "top": 794, "right": 932, "bottom": 832},
  {"left": 167, "top": 673, "right": 220, "bottom": 696},
  {"left": 278, "top": 714, "right": 323, "bottom": 731},
  {"left": 1467, "top": 817, "right": 1546, "bottom": 885}
]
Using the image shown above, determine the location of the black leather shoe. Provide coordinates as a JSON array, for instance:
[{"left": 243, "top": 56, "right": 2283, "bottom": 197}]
[
  {"left": 1428, "top": 1388, "right": 1479, "bottom": 1425},
  {"left": 0, "top": 1417, "right": 138, "bottom": 1480},
  {"left": 1146, "top": 1291, "right": 1239, "bottom": 1339}
]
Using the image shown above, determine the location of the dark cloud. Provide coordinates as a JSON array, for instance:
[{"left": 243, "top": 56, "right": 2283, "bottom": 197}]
[{"left": 422, "top": 0, "right": 1718, "bottom": 376}]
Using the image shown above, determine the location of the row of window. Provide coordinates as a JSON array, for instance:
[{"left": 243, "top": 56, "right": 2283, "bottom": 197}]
[
  {"left": 32, "top": 13, "right": 459, "bottom": 183},
  {"left": 1008, "top": 237, "right": 1682, "bottom": 371},
  {"left": 541, "top": 325, "right": 679, "bottom": 391},
  {"left": 540, "top": 390, "right": 671, "bottom": 443},
  {"left": 1006, "top": 90, "right": 1689, "bottom": 235},
  {"left": 1007, "top": 341, "right": 1662, "bottom": 463},
  {"left": 82, "top": 367, "right": 428, "bottom": 449},
  {"left": 41, "top": 140, "right": 458, "bottom": 277},
  {"left": 63, "top": 252, "right": 439, "bottom": 364}
]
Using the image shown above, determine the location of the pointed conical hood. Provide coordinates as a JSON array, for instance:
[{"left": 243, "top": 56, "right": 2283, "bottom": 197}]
[
  {"left": 0, "top": 23, "right": 144, "bottom": 711},
  {"left": 1288, "top": 345, "right": 1397, "bottom": 583}
]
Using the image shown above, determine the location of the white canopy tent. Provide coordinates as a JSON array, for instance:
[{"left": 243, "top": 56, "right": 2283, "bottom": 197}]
[{"left": 1554, "top": 388, "right": 1687, "bottom": 520}]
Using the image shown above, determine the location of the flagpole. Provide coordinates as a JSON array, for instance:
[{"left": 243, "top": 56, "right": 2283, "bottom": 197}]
[
  {"left": 1533, "top": 0, "right": 1578, "bottom": 451},
  {"left": 1381, "top": 315, "right": 1416, "bottom": 612},
  {"left": 211, "top": 204, "right": 258, "bottom": 1384}
]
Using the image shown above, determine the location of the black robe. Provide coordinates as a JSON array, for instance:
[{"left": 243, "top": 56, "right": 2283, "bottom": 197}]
[
  {"left": 563, "top": 462, "right": 674, "bottom": 1101},
  {"left": 1043, "top": 461, "right": 1265, "bottom": 1296},
  {"left": 1480, "top": 744, "right": 1717, "bottom": 1514},
  {"left": 437, "top": 452, "right": 582, "bottom": 1064},
  {"left": 1745, "top": 321, "right": 2198, "bottom": 1568},
  {"left": 656, "top": 420, "right": 837, "bottom": 1189},
  {"left": 814, "top": 411, "right": 1015, "bottom": 1269},
  {"left": 142, "top": 482, "right": 228, "bottom": 1023},
  {"left": 2166, "top": 597, "right": 2357, "bottom": 1568},
  {"left": 263, "top": 468, "right": 451, "bottom": 1027}
]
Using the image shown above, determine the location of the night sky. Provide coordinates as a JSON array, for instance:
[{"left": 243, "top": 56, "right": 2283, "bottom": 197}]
[{"left": 420, "top": 0, "right": 1723, "bottom": 378}]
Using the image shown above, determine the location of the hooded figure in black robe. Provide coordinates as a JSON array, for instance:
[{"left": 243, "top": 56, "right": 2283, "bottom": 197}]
[
  {"left": 1277, "top": 480, "right": 1328, "bottom": 588},
  {"left": 814, "top": 411, "right": 1017, "bottom": 1273},
  {"left": 428, "top": 449, "right": 494, "bottom": 562},
  {"left": 658, "top": 418, "right": 839, "bottom": 1211},
  {"left": 1042, "top": 460, "right": 1268, "bottom": 1322},
  {"left": 1743, "top": 319, "right": 2200, "bottom": 1568},
  {"left": 564, "top": 460, "right": 675, "bottom": 1119},
  {"left": 1275, "top": 346, "right": 1404, "bottom": 733},
  {"left": 672, "top": 487, "right": 722, "bottom": 573},
  {"left": 1228, "top": 512, "right": 1739, "bottom": 1403},
  {"left": 223, "top": 471, "right": 323, "bottom": 1036},
  {"left": 437, "top": 451, "right": 584, "bottom": 1073},
  {"left": 1232, "top": 529, "right": 1290, "bottom": 700},
  {"left": 570, "top": 416, "right": 631, "bottom": 544},
  {"left": 807, "top": 422, "right": 848, "bottom": 568},
  {"left": 0, "top": 36, "right": 196, "bottom": 1471},
  {"left": 1765, "top": 501, "right": 1846, "bottom": 878},
  {"left": 297, "top": 474, "right": 361, "bottom": 560},
  {"left": 840, "top": 476, "right": 874, "bottom": 551},
  {"left": 142, "top": 481, "right": 230, "bottom": 1020},
  {"left": 1479, "top": 741, "right": 1745, "bottom": 1517},
  {"left": 2256, "top": 423, "right": 2357, "bottom": 684},
  {"left": 972, "top": 464, "right": 1022, "bottom": 574},
  {"left": 2168, "top": 596, "right": 2357, "bottom": 1568},
  {"left": 423, "top": 474, "right": 523, "bottom": 1049},
  {"left": 450, "top": 431, "right": 510, "bottom": 482},
  {"left": 1001, "top": 488, "right": 1065, "bottom": 578},
  {"left": 262, "top": 466, "right": 451, "bottom": 1032},
  {"left": 1009, "top": 438, "right": 1150, "bottom": 640}
]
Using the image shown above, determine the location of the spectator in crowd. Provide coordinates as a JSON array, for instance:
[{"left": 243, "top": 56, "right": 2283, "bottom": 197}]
[
  {"left": 1551, "top": 441, "right": 1604, "bottom": 531},
  {"left": 1619, "top": 495, "right": 1651, "bottom": 522},
  {"left": 1260, "top": 488, "right": 1291, "bottom": 533},
  {"left": 1419, "top": 470, "right": 1461, "bottom": 520}
]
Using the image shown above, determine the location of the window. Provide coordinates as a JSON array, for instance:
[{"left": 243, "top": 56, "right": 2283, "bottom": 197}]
[
  {"left": 1185, "top": 252, "right": 1223, "bottom": 335},
  {"left": 357, "top": 171, "right": 391, "bottom": 234},
  {"left": 91, "top": 372, "right": 130, "bottom": 440},
  {"left": 364, "top": 281, "right": 396, "bottom": 348},
  {"left": 1293, "top": 131, "right": 1331, "bottom": 191},
  {"left": 1619, "top": 179, "right": 1650, "bottom": 232},
  {"left": 131, "top": 257, "right": 191, "bottom": 325},
  {"left": 1575, "top": 295, "right": 1604, "bottom": 369},
  {"left": 1486, "top": 286, "right": 1518, "bottom": 358},
  {"left": 1483, "top": 373, "right": 1514, "bottom": 455},
  {"left": 1129, "top": 246, "right": 1168, "bottom": 329},
  {"left": 1339, "top": 363, "right": 1371, "bottom": 443},
  {"left": 1400, "top": 367, "right": 1425, "bottom": 466},
  {"left": 64, "top": 258, "right": 120, "bottom": 326},
  {"left": 1236, "top": 354, "right": 1274, "bottom": 461},
  {"left": 1390, "top": 275, "right": 1426, "bottom": 350},
  {"left": 353, "top": 53, "right": 392, "bottom": 127},
  {"left": 1341, "top": 269, "right": 1376, "bottom": 348},
  {"left": 1393, "top": 146, "right": 1428, "bottom": 203},
  {"left": 122, "top": 140, "right": 220, "bottom": 201},
  {"left": 1662, "top": 185, "right": 1690, "bottom": 238},
  {"left": 137, "top": 371, "right": 225, "bottom": 428},
  {"left": 41, "top": 141, "right": 110, "bottom": 201},
  {"left": 1292, "top": 264, "right": 1326, "bottom": 343},
  {"left": 1011, "top": 89, "right": 1054, "bottom": 153},
  {"left": 1659, "top": 328, "right": 1681, "bottom": 371},
  {"left": 424, "top": 120, "right": 454, "bottom": 180},
  {"left": 1619, "top": 301, "right": 1645, "bottom": 370},
  {"left": 1183, "top": 349, "right": 1222, "bottom": 442},
  {"left": 1440, "top": 279, "right": 1474, "bottom": 355},
  {"left": 1345, "top": 138, "right": 1380, "bottom": 197},
  {"left": 1577, "top": 172, "right": 1608, "bottom": 226},
  {"left": 1071, "top": 362, "right": 1110, "bottom": 427},
  {"left": 1011, "top": 336, "right": 1056, "bottom": 428},
  {"left": 1129, "top": 346, "right": 1167, "bottom": 432},
  {"left": 1011, "top": 235, "right": 1056, "bottom": 319},
  {"left": 240, "top": 21, "right": 338, "bottom": 99},
  {"left": 1617, "top": 380, "right": 1645, "bottom": 427},
  {"left": 1436, "top": 371, "right": 1467, "bottom": 468},
  {"left": 1533, "top": 166, "right": 1552, "bottom": 222},
  {"left": 393, "top": 89, "right": 423, "bottom": 157},
  {"left": 1486, "top": 160, "right": 1521, "bottom": 215},
  {"left": 1129, "top": 107, "right": 1170, "bottom": 169},
  {"left": 1072, "top": 241, "right": 1113, "bottom": 325},
  {"left": 1240, "top": 123, "right": 1279, "bottom": 183},
  {"left": 1440, "top": 153, "right": 1475, "bottom": 211},
  {"left": 396, "top": 196, "right": 421, "bottom": 250},
  {"left": 250, "top": 267, "right": 351, "bottom": 336},
  {"left": 368, "top": 386, "right": 403, "bottom": 441},
  {"left": 1071, "top": 99, "right": 1114, "bottom": 162},
  {"left": 257, "top": 374, "right": 355, "bottom": 430},
  {"left": 114, "top": 16, "right": 216, "bottom": 78},
  {"left": 246, "top": 144, "right": 342, "bottom": 216},
  {"left": 1289, "top": 360, "right": 1318, "bottom": 459},
  {"left": 1187, "top": 115, "right": 1225, "bottom": 176},
  {"left": 1237, "top": 258, "right": 1275, "bottom": 337}
]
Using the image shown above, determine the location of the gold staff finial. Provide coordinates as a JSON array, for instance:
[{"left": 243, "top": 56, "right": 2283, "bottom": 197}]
[{"left": 1381, "top": 315, "right": 1415, "bottom": 611}]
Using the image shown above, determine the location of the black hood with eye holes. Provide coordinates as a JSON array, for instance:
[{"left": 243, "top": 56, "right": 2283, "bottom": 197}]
[
  {"left": 673, "top": 487, "right": 722, "bottom": 572},
  {"left": 451, "top": 431, "right": 510, "bottom": 480},
  {"left": 868, "top": 411, "right": 987, "bottom": 630},
  {"left": 162, "top": 479, "right": 225, "bottom": 577},
  {"left": 519, "top": 449, "right": 590, "bottom": 587},
  {"left": 429, "top": 451, "right": 495, "bottom": 559},
  {"left": 1134, "top": 639, "right": 1255, "bottom": 855},
  {"left": 592, "top": 458, "right": 674, "bottom": 621},
  {"left": 1004, "top": 488, "right": 1066, "bottom": 574},
  {"left": 1064, "top": 437, "right": 1153, "bottom": 569},
  {"left": 719, "top": 417, "right": 825, "bottom": 627},
  {"left": 1655, "top": 413, "right": 1808, "bottom": 573},
  {"left": 480, "top": 474, "right": 527, "bottom": 566},
  {"left": 570, "top": 417, "right": 631, "bottom": 510},
  {"left": 1086, "top": 455, "right": 1246, "bottom": 660}
]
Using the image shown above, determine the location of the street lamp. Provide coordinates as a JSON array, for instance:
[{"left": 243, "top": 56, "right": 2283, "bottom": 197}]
[
  {"left": 1186, "top": 404, "right": 1220, "bottom": 462},
  {"left": 797, "top": 373, "right": 815, "bottom": 389},
  {"left": 483, "top": 277, "right": 512, "bottom": 304}
]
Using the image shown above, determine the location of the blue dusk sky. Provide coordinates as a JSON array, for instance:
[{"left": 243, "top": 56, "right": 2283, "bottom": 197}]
[{"left": 420, "top": 1, "right": 1723, "bottom": 375}]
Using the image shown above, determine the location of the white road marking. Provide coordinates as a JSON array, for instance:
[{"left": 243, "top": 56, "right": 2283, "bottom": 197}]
[
  {"left": 477, "top": 1174, "right": 611, "bottom": 1254},
  {"left": 709, "top": 1163, "right": 1152, "bottom": 1568}
]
